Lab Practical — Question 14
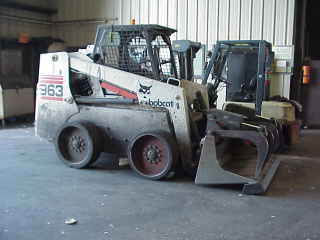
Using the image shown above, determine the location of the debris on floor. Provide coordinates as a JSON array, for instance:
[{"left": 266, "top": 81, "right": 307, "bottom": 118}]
[
  {"left": 118, "top": 158, "right": 129, "bottom": 167},
  {"left": 65, "top": 218, "right": 78, "bottom": 225}
]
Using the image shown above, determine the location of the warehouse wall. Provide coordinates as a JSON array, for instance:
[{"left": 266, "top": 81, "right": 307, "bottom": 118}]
[
  {"left": 52, "top": 0, "right": 295, "bottom": 99},
  {"left": 122, "top": 0, "right": 295, "bottom": 46},
  {"left": 52, "top": 0, "right": 119, "bottom": 47},
  {"left": 0, "top": 0, "right": 52, "bottom": 39},
  {"left": 53, "top": 0, "right": 295, "bottom": 47},
  {"left": 118, "top": 0, "right": 296, "bottom": 99}
]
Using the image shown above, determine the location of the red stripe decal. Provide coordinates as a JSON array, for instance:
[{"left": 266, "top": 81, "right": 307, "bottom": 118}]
[
  {"left": 101, "top": 82, "right": 138, "bottom": 100},
  {"left": 40, "top": 78, "right": 64, "bottom": 81},
  {"left": 40, "top": 80, "right": 64, "bottom": 84},
  {"left": 40, "top": 77, "right": 64, "bottom": 81},
  {"left": 40, "top": 75, "right": 64, "bottom": 80},
  {"left": 40, "top": 96, "right": 64, "bottom": 101},
  {"left": 40, "top": 74, "right": 63, "bottom": 77}
]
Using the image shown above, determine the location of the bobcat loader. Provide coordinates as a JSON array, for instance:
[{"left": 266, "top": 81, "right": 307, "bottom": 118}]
[{"left": 35, "top": 24, "right": 280, "bottom": 194}]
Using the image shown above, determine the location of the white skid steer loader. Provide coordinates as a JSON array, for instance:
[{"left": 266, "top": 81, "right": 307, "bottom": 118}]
[{"left": 35, "top": 24, "right": 280, "bottom": 194}]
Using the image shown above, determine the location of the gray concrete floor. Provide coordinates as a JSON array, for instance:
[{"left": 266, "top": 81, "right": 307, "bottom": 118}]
[{"left": 1, "top": 125, "right": 320, "bottom": 240}]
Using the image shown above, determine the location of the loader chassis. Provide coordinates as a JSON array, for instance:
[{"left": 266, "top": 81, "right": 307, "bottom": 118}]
[{"left": 36, "top": 24, "right": 280, "bottom": 194}]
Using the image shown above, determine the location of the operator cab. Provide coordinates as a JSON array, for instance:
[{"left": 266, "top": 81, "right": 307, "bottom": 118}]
[{"left": 92, "top": 24, "right": 178, "bottom": 82}]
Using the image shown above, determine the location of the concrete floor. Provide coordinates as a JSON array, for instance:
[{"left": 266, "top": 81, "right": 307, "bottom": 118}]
[{"left": 1, "top": 125, "right": 320, "bottom": 240}]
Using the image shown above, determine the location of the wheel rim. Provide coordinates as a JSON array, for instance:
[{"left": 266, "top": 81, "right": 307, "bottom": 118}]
[
  {"left": 131, "top": 135, "right": 170, "bottom": 177},
  {"left": 58, "top": 127, "right": 89, "bottom": 163}
]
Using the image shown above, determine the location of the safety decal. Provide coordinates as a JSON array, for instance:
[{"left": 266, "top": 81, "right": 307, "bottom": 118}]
[{"left": 100, "top": 81, "right": 138, "bottom": 100}]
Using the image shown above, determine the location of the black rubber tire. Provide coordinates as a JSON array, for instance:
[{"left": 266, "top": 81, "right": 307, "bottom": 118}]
[
  {"left": 128, "top": 131, "right": 178, "bottom": 180},
  {"left": 55, "top": 122, "right": 102, "bottom": 169}
]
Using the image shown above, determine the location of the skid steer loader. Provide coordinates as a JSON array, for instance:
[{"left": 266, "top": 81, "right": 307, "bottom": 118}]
[{"left": 35, "top": 24, "right": 280, "bottom": 194}]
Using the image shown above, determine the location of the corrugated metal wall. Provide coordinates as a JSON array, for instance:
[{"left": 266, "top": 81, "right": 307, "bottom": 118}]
[
  {"left": 53, "top": 0, "right": 295, "bottom": 98},
  {"left": 115, "top": 0, "right": 295, "bottom": 99},
  {"left": 52, "top": 0, "right": 295, "bottom": 47},
  {"left": 120, "top": 0, "right": 295, "bottom": 45},
  {"left": 0, "top": 0, "right": 52, "bottom": 39}
]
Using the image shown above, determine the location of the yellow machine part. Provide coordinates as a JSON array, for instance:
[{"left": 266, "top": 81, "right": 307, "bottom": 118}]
[{"left": 224, "top": 101, "right": 295, "bottom": 122}]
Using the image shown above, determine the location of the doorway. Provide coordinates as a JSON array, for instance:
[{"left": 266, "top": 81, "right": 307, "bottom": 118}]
[{"left": 293, "top": 0, "right": 320, "bottom": 128}]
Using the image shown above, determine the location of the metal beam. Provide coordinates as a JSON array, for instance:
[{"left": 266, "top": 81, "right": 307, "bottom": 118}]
[
  {"left": 0, "top": 14, "right": 52, "bottom": 25},
  {"left": 0, "top": 13, "right": 118, "bottom": 26}
]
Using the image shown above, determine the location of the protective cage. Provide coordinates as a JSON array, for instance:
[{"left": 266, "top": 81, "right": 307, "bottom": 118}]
[{"left": 93, "top": 24, "right": 178, "bottom": 82}]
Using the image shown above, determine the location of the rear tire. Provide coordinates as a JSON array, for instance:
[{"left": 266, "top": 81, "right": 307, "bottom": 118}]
[
  {"left": 55, "top": 122, "right": 102, "bottom": 169},
  {"left": 128, "top": 132, "right": 178, "bottom": 180}
]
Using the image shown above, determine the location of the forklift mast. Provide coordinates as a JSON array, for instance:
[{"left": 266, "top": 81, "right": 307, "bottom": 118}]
[{"left": 172, "top": 40, "right": 202, "bottom": 81}]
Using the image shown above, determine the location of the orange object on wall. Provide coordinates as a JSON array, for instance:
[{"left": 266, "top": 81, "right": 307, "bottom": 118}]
[
  {"left": 18, "top": 33, "right": 30, "bottom": 44},
  {"left": 303, "top": 65, "right": 311, "bottom": 84}
]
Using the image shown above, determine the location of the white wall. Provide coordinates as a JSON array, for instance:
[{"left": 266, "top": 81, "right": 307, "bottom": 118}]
[
  {"left": 121, "top": 0, "right": 294, "bottom": 45},
  {"left": 51, "top": 0, "right": 295, "bottom": 48}
]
